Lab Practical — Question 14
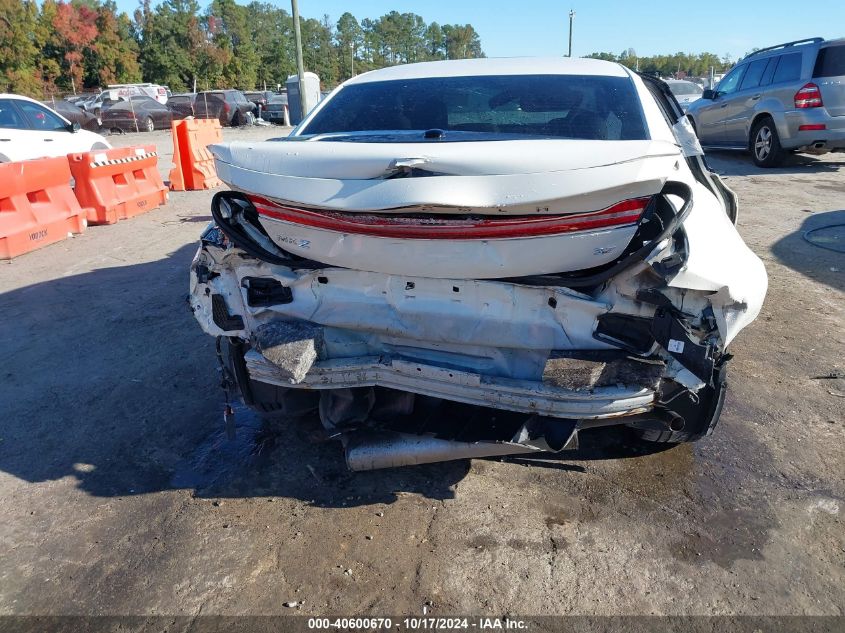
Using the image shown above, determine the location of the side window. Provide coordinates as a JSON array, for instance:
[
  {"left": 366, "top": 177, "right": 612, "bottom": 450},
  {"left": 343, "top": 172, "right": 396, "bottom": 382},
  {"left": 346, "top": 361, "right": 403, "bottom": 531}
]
[
  {"left": 0, "top": 99, "right": 26, "bottom": 129},
  {"left": 739, "top": 59, "right": 769, "bottom": 90},
  {"left": 717, "top": 65, "right": 746, "bottom": 95},
  {"left": 760, "top": 56, "right": 779, "bottom": 86},
  {"left": 772, "top": 53, "right": 802, "bottom": 83},
  {"left": 17, "top": 101, "right": 69, "bottom": 131}
]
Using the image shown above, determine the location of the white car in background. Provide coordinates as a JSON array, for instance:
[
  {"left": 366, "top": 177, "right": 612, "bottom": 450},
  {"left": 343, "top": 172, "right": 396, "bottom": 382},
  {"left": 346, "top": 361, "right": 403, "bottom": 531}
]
[
  {"left": 190, "top": 58, "right": 768, "bottom": 470},
  {"left": 0, "top": 94, "right": 111, "bottom": 162},
  {"left": 664, "top": 79, "right": 704, "bottom": 111}
]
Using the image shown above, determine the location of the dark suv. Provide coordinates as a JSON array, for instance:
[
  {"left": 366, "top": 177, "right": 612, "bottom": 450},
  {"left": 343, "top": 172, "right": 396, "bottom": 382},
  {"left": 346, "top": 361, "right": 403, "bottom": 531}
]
[
  {"left": 244, "top": 91, "right": 275, "bottom": 117},
  {"left": 193, "top": 90, "right": 255, "bottom": 127},
  {"left": 686, "top": 37, "right": 845, "bottom": 166},
  {"left": 167, "top": 93, "right": 197, "bottom": 120}
]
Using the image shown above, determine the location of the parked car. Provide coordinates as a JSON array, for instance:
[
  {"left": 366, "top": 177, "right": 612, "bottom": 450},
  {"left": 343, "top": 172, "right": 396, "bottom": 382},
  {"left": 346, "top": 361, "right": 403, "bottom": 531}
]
[
  {"left": 663, "top": 79, "right": 703, "bottom": 111},
  {"left": 244, "top": 90, "right": 275, "bottom": 116},
  {"left": 43, "top": 99, "right": 102, "bottom": 132},
  {"left": 106, "top": 83, "right": 169, "bottom": 105},
  {"left": 167, "top": 93, "right": 197, "bottom": 119},
  {"left": 189, "top": 58, "right": 768, "bottom": 470},
  {"left": 64, "top": 94, "right": 94, "bottom": 106},
  {"left": 80, "top": 91, "right": 128, "bottom": 118},
  {"left": 686, "top": 37, "right": 845, "bottom": 166},
  {"left": 101, "top": 95, "right": 173, "bottom": 133},
  {"left": 263, "top": 93, "right": 289, "bottom": 125},
  {"left": 193, "top": 90, "right": 255, "bottom": 126},
  {"left": 0, "top": 94, "right": 110, "bottom": 162}
]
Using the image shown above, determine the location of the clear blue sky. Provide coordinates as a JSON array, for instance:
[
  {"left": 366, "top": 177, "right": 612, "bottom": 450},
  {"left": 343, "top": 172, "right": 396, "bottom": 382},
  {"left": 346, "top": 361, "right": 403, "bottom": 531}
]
[{"left": 117, "top": 0, "right": 845, "bottom": 61}]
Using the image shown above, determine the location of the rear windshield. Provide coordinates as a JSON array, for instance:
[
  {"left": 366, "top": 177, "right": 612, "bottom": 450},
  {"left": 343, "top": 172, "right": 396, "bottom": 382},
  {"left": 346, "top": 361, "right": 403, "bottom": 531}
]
[
  {"left": 814, "top": 45, "right": 845, "bottom": 77},
  {"left": 169, "top": 96, "right": 191, "bottom": 104},
  {"left": 300, "top": 74, "right": 648, "bottom": 141},
  {"left": 201, "top": 93, "right": 226, "bottom": 104}
]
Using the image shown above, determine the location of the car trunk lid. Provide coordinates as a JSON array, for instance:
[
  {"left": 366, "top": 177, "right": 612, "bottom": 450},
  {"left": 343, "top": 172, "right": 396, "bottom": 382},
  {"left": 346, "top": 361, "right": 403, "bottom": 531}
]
[{"left": 210, "top": 138, "right": 681, "bottom": 279}]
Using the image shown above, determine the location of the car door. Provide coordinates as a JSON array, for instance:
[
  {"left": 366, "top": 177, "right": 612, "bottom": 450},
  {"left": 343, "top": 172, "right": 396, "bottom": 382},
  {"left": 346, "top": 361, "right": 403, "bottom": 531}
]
[
  {"left": 0, "top": 98, "right": 34, "bottom": 161},
  {"left": 722, "top": 58, "right": 772, "bottom": 145},
  {"left": 699, "top": 64, "right": 747, "bottom": 144},
  {"left": 151, "top": 100, "right": 173, "bottom": 127},
  {"left": 9, "top": 99, "right": 76, "bottom": 159}
]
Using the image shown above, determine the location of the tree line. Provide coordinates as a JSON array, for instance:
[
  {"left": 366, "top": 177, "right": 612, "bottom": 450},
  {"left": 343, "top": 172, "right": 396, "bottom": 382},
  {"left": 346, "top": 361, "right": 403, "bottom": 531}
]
[
  {"left": 0, "top": 0, "right": 485, "bottom": 98},
  {"left": 584, "top": 50, "right": 736, "bottom": 78}
]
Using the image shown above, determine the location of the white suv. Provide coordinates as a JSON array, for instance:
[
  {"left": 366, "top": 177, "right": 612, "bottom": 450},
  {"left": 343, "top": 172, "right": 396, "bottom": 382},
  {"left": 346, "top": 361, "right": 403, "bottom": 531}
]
[{"left": 0, "top": 94, "right": 111, "bottom": 163}]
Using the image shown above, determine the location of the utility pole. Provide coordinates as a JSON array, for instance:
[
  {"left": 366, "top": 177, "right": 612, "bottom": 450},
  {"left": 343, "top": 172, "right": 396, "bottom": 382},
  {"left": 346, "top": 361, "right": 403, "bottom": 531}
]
[
  {"left": 567, "top": 10, "right": 575, "bottom": 57},
  {"left": 291, "top": 0, "right": 307, "bottom": 120}
]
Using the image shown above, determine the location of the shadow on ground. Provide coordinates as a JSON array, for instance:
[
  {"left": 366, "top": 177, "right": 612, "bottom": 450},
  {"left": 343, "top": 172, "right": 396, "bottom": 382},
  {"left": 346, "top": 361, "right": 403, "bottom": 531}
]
[
  {"left": 704, "top": 150, "right": 845, "bottom": 177},
  {"left": 771, "top": 209, "right": 845, "bottom": 293}
]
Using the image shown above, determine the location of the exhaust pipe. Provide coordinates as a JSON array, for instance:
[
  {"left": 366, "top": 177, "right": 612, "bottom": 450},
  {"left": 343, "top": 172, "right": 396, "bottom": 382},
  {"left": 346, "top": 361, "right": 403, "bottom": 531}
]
[{"left": 344, "top": 432, "right": 544, "bottom": 471}]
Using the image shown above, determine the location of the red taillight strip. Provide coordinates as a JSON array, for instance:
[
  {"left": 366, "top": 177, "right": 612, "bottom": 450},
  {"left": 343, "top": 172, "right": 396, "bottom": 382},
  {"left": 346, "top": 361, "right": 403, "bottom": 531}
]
[
  {"left": 795, "top": 83, "right": 823, "bottom": 109},
  {"left": 249, "top": 195, "right": 651, "bottom": 240}
]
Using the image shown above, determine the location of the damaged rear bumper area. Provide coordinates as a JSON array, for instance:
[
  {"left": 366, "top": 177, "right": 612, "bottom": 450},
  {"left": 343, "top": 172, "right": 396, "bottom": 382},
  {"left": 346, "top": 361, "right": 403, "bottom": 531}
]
[{"left": 189, "top": 185, "right": 764, "bottom": 469}]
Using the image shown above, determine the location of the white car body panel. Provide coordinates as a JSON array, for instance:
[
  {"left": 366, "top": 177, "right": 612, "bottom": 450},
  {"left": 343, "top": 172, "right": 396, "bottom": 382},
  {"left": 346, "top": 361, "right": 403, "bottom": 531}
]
[{"left": 0, "top": 94, "right": 111, "bottom": 162}]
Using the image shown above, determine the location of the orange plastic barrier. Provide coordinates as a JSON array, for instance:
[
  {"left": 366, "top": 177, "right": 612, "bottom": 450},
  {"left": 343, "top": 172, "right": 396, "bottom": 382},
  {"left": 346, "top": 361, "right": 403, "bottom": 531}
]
[
  {"left": 169, "top": 119, "right": 223, "bottom": 191},
  {"left": 68, "top": 145, "right": 169, "bottom": 225},
  {"left": 0, "top": 157, "right": 87, "bottom": 260}
]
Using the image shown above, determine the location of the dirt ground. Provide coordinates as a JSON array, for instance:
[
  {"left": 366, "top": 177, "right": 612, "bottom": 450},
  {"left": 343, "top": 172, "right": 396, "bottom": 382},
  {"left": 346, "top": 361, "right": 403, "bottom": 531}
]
[{"left": 0, "top": 125, "right": 842, "bottom": 619}]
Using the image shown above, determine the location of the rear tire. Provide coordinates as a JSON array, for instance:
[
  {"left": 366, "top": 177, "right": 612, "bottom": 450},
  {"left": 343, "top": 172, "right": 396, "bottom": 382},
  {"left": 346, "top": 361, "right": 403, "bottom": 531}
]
[
  {"left": 750, "top": 117, "right": 785, "bottom": 167},
  {"left": 225, "top": 338, "right": 318, "bottom": 421},
  {"left": 634, "top": 428, "right": 698, "bottom": 443},
  {"left": 242, "top": 111, "right": 255, "bottom": 126},
  {"left": 144, "top": 116, "right": 155, "bottom": 132},
  {"left": 633, "top": 364, "right": 728, "bottom": 444}
]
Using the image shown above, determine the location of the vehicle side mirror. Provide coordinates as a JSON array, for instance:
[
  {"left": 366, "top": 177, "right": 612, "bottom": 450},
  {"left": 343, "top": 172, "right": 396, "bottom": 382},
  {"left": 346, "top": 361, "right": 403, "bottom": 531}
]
[
  {"left": 702, "top": 89, "right": 717, "bottom": 100},
  {"left": 68, "top": 121, "right": 81, "bottom": 133}
]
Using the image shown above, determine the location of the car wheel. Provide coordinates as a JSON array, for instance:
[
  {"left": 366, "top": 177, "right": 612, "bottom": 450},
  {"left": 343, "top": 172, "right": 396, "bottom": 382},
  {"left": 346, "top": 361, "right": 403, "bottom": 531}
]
[
  {"left": 144, "top": 116, "right": 155, "bottom": 133},
  {"left": 225, "top": 339, "right": 318, "bottom": 421},
  {"left": 632, "top": 364, "right": 728, "bottom": 444},
  {"left": 750, "top": 117, "right": 784, "bottom": 167},
  {"left": 244, "top": 111, "right": 255, "bottom": 126}
]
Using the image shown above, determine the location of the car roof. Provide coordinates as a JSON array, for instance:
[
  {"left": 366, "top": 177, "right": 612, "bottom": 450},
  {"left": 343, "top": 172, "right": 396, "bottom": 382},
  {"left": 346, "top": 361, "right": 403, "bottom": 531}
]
[
  {"left": 345, "top": 57, "right": 630, "bottom": 86},
  {"left": 0, "top": 93, "right": 52, "bottom": 105}
]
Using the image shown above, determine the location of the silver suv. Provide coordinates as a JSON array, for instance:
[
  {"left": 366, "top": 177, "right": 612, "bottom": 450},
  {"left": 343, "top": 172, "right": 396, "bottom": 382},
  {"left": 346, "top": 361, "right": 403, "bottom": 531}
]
[{"left": 686, "top": 37, "right": 845, "bottom": 167}]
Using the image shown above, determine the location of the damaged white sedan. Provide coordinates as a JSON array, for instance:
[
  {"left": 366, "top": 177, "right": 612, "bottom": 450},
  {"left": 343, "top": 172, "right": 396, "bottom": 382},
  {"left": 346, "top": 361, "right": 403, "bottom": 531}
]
[{"left": 189, "top": 58, "right": 767, "bottom": 470}]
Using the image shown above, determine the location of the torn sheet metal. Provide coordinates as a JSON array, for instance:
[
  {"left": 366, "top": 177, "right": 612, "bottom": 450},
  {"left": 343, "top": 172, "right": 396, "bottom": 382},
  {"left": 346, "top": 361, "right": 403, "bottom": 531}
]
[
  {"left": 664, "top": 181, "right": 767, "bottom": 346},
  {"left": 672, "top": 117, "right": 705, "bottom": 157}
]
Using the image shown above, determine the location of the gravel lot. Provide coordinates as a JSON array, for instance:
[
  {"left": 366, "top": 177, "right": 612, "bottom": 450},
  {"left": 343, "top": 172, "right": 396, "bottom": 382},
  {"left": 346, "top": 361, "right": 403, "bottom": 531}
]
[{"left": 0, "top": 126, "right": 843, "bottom": 619}]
